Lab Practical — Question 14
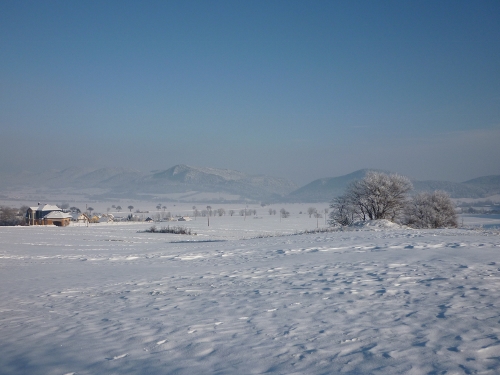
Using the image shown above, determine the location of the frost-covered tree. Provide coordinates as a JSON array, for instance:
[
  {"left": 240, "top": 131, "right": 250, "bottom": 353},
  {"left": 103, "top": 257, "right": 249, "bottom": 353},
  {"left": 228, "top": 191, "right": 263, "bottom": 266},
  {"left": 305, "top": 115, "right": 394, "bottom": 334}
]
[
  {"left": 349, "top": 172, "right": 412, "bottom": 221},
  {"left": 0, "top": 206, "right": 26, "bottom": 226},
  {"left": 404, "top": 190, "right": 458, "bottom": 228},
  {"left": 329, "top": 172, "right": 413, "bottom": 226},
  {"left": 328, "top": 195, "right": 358, "bottom": 226}
]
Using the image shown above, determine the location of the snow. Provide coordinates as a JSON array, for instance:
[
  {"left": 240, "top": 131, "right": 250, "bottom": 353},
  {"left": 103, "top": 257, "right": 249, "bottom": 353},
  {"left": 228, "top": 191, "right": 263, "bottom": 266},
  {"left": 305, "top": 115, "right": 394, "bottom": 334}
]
[{"left": 1, "top": 216, "right": 500, "bottom": 374}]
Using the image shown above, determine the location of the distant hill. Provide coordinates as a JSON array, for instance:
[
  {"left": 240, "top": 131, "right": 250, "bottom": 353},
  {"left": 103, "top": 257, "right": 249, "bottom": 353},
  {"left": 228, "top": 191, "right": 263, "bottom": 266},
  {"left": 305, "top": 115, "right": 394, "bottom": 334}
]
[
  {"left": 287, "top": 169, "right": 384, "bottom": 202},
  {"left": 141, "top": 165, "right": 296, "bottom": 200},
  {"left": 463, "top": 175, "right": 500, "bottom": 196},
  {"left": 2, "top": 164, "right": 296, "bottom": 202},
  {"left": 287, "top": 171, "right": 500, "bottom": 202},
  {"left": 411, "top": 180, "right": 486, "bottom": 198},
  {"left": 2, "top": 165, "right": 498, "bottom": 203}
]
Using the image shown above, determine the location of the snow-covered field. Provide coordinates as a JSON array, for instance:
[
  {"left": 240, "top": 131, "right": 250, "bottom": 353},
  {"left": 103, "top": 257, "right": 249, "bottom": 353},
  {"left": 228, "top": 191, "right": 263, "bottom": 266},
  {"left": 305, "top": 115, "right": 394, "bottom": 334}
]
[{"left": 1, "top": 216, "right": 500, "bottom": 374}]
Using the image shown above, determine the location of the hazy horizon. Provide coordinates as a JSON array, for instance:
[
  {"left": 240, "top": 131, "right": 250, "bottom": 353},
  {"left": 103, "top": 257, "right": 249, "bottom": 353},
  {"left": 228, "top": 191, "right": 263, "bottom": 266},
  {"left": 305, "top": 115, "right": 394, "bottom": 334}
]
[
  {"left": 1, "top": 1, "right": 499, "bottom": 186},
  {"left": 1, "top": 162, "right": 498, "bottom": 187}
]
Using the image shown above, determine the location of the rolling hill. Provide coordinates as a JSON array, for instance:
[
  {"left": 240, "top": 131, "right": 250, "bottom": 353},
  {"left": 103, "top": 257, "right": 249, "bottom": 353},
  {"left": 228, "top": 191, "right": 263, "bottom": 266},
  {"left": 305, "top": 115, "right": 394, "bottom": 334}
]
[
  {"left": 2, "top": 165, "right": 297, "bottom": 202},
  {"left": 2, "top": 165, "right": 499, "bottom": 203},
  {"left": 286, "top": 170, "right": 500, "bottom": 202}
]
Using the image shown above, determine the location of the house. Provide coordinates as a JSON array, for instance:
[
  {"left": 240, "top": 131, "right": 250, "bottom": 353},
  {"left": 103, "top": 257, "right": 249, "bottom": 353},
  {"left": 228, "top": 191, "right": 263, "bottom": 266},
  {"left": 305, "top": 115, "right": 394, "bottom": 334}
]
[
  {"left": 98, "top": 214, "right": 114, "bottom": 223},
  {"left": 177, "top": 216, "right": 192, "bottom": 221},
  {"left": 72, "top": 213, "right": 90, "bottom": 223},
  {"left": 26, "top": 204, "right": 72, "bottom": 226}
]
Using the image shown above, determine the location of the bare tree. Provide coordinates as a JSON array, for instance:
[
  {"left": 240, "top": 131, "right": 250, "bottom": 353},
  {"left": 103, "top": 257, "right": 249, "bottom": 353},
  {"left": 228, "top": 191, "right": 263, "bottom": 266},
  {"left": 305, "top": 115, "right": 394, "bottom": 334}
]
[
  {"left": 192, "top": 206, "right": 197, "bottom": 220},
  {"left": 88, "top": 207, "right": 94, "bottom": 216},
  {"left": 116, "top": 206, "right": 122, "bottom": 212},
  {"left": 329, "top": 195, "right": 358, "bottom": 226},
  {"left": 229, "top": 209, "right": 234, "bottom": 216},
  {"left": 314, "top": 212, "right": 323, "bottom": 228},
  {"left": 128, "top": 205, "right": 134, "bottom": 212},
  {"left": 307, "top": 207, "right": 317, "bottom": 218},
  {"left": 404, "top": 191, "right": 458, "bottom": 228},
  {"left": 217, "top": 208, "right": 225, "bottom": 216}
]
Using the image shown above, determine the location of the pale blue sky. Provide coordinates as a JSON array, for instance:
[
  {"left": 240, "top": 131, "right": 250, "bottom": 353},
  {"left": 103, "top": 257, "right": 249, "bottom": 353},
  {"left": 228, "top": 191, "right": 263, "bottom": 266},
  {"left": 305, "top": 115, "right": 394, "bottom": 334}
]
[{"left": 1, "top": 0, "right": 499, "bottom": 185}]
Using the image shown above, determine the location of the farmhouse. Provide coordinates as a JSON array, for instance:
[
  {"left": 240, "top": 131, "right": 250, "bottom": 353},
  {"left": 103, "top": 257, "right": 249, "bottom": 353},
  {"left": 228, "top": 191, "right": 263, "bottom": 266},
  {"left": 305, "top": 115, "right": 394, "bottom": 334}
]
[
  {"left": 26, "top": 204, "right": 72, "bottom": 226},
  {"left": 72, "top": 212, "right": 90, "bottom": 223}
]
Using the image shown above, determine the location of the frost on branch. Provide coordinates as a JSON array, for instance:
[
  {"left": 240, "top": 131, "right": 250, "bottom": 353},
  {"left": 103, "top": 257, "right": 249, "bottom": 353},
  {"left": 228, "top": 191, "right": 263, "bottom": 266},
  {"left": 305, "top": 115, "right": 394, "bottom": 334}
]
[
  {"left": 404, "top": 190, "right": 458, "bottom": 228},
  {"left": 329, "top": 172, "right": 413, "bottom": 226}
]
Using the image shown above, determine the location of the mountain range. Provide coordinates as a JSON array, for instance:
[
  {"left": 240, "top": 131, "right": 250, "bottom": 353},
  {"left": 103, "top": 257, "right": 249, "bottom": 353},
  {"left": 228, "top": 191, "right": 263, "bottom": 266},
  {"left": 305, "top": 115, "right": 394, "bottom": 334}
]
[
  {"left": 288, "top": 169, "right": 500, "bottom": 202},
  {"left": 1, "top": 165, "right": 499, "bottom": 203}
]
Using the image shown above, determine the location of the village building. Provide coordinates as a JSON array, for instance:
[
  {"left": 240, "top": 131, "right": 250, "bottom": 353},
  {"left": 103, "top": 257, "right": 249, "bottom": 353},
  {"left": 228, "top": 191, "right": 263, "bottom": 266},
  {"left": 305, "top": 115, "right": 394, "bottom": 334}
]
[
  {"left": 98, "top": 214, "right": 114, "bottom": 223},
  {"left": 26, "top": 204, "right": 72, "bottom": 226},
  {"left": 72, "top": 212, "right": 90, "bottom": 223}
]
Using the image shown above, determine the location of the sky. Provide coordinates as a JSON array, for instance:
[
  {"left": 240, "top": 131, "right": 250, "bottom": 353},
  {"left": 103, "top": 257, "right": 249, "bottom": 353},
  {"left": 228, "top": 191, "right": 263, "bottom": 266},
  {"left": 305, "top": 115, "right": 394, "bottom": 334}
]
[{"left": 1, "top": 0, "right": 499, "bottom": 186}]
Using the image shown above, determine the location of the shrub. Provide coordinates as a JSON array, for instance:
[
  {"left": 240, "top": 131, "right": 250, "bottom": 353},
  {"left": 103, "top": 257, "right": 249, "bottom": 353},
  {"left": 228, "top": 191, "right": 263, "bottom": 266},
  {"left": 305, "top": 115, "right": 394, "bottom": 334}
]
[
  {"left": 0, "top": 206, "right": 27, "bottom": 226},
  {"left": 141, "top": 225, "right": 194, "bottom": 235},
  {"left": 404, "top": 191, "right": 458, "bottom": 228}
]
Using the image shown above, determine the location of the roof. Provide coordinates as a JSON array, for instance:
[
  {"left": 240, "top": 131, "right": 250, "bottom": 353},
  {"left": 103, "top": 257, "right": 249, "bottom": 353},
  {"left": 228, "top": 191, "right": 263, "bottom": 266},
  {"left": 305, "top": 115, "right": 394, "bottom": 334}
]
[
  {"left": 29, "top": 204, "right": 61, "bottom": 212},
  {"left": 43, "top": 211, "right": 72, "bottom": 219},
  {"left": 72, "top": 213, "right": 89, "bottom": 220}
]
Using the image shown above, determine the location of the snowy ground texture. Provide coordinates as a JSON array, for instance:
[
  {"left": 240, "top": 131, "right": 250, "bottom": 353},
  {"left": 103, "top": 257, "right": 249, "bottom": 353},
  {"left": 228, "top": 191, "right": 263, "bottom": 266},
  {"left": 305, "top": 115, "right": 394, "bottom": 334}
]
[{"left": 1, "top": 218, "right": 500, "bottom": 375}]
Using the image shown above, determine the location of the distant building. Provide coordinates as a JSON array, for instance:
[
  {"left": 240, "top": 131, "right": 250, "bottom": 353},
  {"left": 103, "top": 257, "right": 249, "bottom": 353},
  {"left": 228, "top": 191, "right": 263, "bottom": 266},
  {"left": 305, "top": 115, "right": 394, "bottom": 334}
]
[
  {"left": 98, "top": 214, "right": 114, "bottom": 223},
  {"left": 26, "top": 204, "right": 72, "bottom": 226},
  {"left": 72, "top": 213, "right": 90, "bottom": 223}
]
